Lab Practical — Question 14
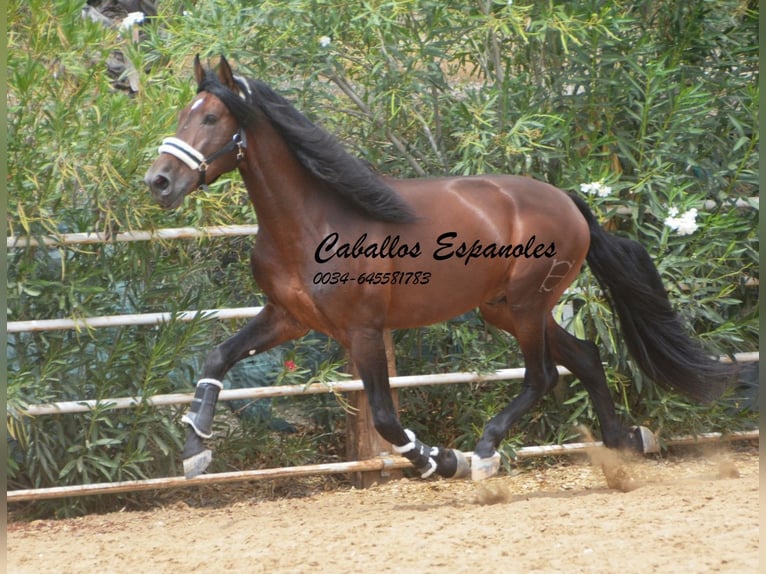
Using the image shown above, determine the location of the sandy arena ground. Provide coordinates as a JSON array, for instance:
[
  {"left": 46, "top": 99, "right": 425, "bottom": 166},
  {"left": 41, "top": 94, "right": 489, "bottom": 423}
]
[{"left": 7, "top": 443, "right": 760, "bottom": 574}]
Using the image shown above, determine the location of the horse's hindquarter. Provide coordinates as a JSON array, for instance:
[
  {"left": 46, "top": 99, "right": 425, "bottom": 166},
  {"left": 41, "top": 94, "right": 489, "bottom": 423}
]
[{"left": 485, "top": 176, "right": 590, "bottom": 304}]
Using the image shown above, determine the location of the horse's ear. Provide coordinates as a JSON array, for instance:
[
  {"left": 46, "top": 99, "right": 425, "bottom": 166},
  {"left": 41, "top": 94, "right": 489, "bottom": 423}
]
[
  {"left": 217, "top": 55, "right": 237, "bottom": 91},
  {"left": 193, "top": 54, "right": 205, "bottom": 86}
]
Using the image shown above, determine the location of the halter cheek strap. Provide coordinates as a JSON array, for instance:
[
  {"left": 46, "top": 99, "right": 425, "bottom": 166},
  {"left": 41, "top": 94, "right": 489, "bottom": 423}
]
[{"left": 158, "top": 129, "right": 247, "bottom": 189}]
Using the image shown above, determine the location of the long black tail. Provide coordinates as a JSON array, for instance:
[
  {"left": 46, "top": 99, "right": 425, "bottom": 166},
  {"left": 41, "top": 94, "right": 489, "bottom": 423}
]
[{"left": 569, "top": 194, "right": 736, "bottom": 402}]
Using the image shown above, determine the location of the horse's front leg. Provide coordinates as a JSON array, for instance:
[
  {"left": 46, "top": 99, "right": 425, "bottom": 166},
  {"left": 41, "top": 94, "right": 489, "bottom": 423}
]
[
  {"left": 182, "top": 303, "right": 307, "bottom": 478},
  {"left": 349, "top": 328, "right": 469, "bottom": 479}
]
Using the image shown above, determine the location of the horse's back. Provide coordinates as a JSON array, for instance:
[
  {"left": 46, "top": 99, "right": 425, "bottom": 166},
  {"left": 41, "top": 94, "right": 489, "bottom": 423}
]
[
  {"left": 391, "top": 174, "right": 588, "bottom": 248},
  {"left": 392, "top": 174, "right": 581, "bottom": 216}
]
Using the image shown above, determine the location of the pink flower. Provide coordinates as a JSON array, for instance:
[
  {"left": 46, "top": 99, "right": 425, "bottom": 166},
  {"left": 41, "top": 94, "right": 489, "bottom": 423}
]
[{"left": 284, "top": 360, "right": 297, "bottom": 372}]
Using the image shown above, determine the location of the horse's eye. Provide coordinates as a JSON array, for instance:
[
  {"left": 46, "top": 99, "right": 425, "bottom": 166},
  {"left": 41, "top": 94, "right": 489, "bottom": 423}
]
[{"left": 202, "top": 114, "right": 217, "bottom": 125}]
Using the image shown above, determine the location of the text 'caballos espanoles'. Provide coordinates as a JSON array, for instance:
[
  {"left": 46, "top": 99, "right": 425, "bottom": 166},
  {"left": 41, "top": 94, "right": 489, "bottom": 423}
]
[{"left": 314, "top": 232, "right": 557, "bottom": 266}]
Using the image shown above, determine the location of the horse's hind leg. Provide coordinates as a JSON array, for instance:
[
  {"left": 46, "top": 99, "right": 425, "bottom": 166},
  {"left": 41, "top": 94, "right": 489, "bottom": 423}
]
[
  {"left": 473, "top": 304, "right": 560, "bottom": 479},
  {"left": 182, "top": 303, "right": 307, "bottom": 478},
  {"left": 546, "top": 318, "right": 658, "bottom": 453},
  {"left": 349, "top": 328, "right": 469, "bottom": 479}
]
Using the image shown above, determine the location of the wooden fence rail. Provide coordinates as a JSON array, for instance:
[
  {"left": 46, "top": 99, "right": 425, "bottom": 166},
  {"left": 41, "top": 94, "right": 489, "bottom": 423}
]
[
  {"left": 7, "top": 307, "right": 263, "bottom": 333},
  {"left": 7, "top": 430, "right": 759, "bottom": 502},
  {"left": 6, "top": 224, "right": 261, "bottom": 248},
  {"left": 17, "top": 352, "right": 759, "bottom": 417}
]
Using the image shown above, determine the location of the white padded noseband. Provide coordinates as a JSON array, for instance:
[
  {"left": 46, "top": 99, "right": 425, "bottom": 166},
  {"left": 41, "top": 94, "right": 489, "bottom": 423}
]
[{"left": 158, "top": 137, "right": 207, "bottom": 171}]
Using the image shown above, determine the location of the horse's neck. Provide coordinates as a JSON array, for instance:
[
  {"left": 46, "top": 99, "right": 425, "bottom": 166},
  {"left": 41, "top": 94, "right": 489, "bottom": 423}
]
[{"left": 238, "top": 140, "right": 333, "bottom": 250}]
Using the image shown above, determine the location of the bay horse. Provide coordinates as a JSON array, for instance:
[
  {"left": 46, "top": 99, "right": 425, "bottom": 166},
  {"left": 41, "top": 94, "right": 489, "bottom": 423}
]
[{"left": 145, "top": 56, "right": 735, "bottom": 480}]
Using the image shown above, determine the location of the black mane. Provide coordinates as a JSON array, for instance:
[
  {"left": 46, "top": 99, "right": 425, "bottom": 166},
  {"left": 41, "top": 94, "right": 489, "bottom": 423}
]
[{"left": 197, "top": 70, "right": 416, "bottom": 224}]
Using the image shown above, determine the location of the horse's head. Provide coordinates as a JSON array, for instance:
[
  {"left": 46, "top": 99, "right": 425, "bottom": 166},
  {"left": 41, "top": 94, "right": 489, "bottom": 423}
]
[{"left": 145, "top": 55, "right": 246, "bottom": 209}]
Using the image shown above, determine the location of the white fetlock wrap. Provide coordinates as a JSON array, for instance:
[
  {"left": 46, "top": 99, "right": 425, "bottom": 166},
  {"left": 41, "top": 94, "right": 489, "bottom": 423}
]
[
  {"left": 392, "top": 428, "right": 418, "bottom": 455},
  {"left": 471, "top": 452, "right": 501, "bottom": 481},
  {"left": 180, "top": 415, "right": 213, "bottom": 439},
  {"left": 420, "top": 456, "right": 438, "bottom": 479},
  {"left": 393, "top": 429, "right": 438, "bottom": 479},
  {"left": 181, "top": 378, "right": 224, "bottom": 439},
  {"left": 196, "top": 378, "right": 224, "bottom": 390}
]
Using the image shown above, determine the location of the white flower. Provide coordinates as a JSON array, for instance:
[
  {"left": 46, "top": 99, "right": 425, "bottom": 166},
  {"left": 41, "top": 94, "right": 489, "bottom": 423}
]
[
  {"left": 319, "top": 36, "right": 332, "bottom": 48},
  {"left": 579, "top": 181, "right": 612, "bottom": 198},
  {"left": 120, "top": 11, "right": 145, "bottom": 30},
  {"left": 664, "top": 207, "right": 699, "bottom": 236}
]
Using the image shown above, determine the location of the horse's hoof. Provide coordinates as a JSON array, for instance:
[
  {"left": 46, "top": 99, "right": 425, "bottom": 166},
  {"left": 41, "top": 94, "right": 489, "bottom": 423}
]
[
  {"left": 451, "top": 449, "right": 471, "bottom": 479},
  {"left": 471, "top": 452, "right": 501, "bottom": 481},
  {"left": 632, "top": 426, "right": 660, "bottom": 454},
  {"left": 183, "top": 449, "right": 212, "bottom": 479}
]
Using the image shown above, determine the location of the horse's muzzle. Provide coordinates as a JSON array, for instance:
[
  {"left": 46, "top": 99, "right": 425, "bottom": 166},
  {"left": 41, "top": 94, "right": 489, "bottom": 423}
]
[{"left": 145, "top": 167, "right": 186, "bottom": 209}]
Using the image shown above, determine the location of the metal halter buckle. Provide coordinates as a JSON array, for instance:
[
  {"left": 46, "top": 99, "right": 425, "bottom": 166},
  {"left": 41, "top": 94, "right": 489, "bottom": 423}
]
[{"left": 234, "top": 133, "right": 245, "bottom": 160}]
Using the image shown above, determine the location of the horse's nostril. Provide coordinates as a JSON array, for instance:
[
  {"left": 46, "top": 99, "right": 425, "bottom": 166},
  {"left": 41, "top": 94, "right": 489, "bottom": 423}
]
[{"left": 153, "top": 175, "right": 170, "bottom": 192}]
